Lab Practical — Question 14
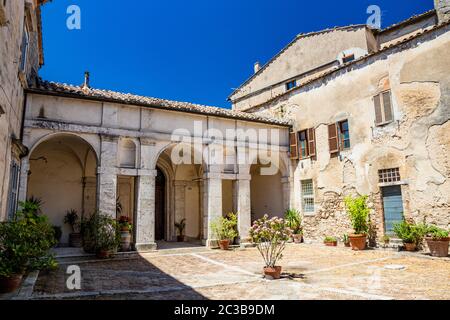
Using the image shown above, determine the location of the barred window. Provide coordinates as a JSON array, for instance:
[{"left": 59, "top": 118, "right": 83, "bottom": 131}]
[
  {"left": 378, "top": 168, "right": 401, "bottom": 183},
  {"left": 301, "top": 179, "right": 314, "bottom": 213},
  {"left": 7, "top": 161, "right": 20, "bottom": 220}
]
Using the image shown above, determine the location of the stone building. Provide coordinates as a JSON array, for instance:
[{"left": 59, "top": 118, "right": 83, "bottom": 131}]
[
  {"left": 0, "top": 0, "right": 46, "bottom": 221},
  {"left": 229, "top": 2, "right": 450, "bottom": 241},
  {"left": 1, "top": 1, "right": 449, "bottom": 249}
]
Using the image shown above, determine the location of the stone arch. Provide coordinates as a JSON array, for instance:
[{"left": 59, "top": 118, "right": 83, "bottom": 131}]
[{"left": 27, "top": 133, "right": 99, "bottom": 245}]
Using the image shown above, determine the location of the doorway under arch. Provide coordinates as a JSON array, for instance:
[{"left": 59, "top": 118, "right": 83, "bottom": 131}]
[{"left": 155, "top": 166, "right": 166, "bottom": 241}]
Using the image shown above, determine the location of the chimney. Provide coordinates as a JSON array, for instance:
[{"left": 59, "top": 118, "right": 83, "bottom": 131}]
[
  {"left": 82, "top": 71, "right": 90, "bottom": 89},
  {"left": 254, "top": 61, "right": 261, "bottom": 74},
  {"left": 435, "top": 0, "right": 450, "bottom": 23}
]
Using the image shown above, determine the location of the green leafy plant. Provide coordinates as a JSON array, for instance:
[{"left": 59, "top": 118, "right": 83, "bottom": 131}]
[
  {"left": 64, "top": 209, "right": 80, "bottom": 233},
  {"left": 93, "top": 213, "right": 121, "bottom": 252},
  {"left": 382, "top": 235, "right": 390, "bottom": 244},
  {"left": 52, "top": 226, "right": 62, "bottom": 244},
  {"left": 249, "top": 215, "right": 292, "bottom": 268},
  {"left": 0, "top": 202, "right": 57, "bottom": 277},
  {"left": 324, "top": 236, "right": 337, "bottom": 242},
  {"left": 393, "top": 221, "right": 427, "bottom": 245},
  {"left": 284, "top": 209, "right": 302, "bottom": 235},
  {"left": 425, "top": 225, "right": 449, "bottom": 240},
  {"left": 342, "top": 234, "right": 350, "bottom": 244},
  {"left": 211, "top": 214, "right": 238, "bottom": 241},
  {"left": 175, "top": 218, "right": 186, "bottom": 237},
  {"left": 118, "top": 216, "right": 132, "bottom": 232},
  {"left": 344, "top": 195, "right": 370, "bottom": 235}
]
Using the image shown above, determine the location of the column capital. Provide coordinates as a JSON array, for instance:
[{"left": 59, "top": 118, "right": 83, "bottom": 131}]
[
  {"left": 97, "top": 166, "right": 117, "bottom": 175},
  {"left": 100, "top": 134, "right": 118, "bottom": 142}
]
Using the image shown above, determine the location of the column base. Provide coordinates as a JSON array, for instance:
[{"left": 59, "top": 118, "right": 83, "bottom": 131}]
[{"left": 135, "top": 242, "right": 157, "bottom": 252}]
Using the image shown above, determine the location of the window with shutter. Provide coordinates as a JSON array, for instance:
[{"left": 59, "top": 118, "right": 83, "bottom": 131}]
[
  {"left": 338, "top": 120, "right": 350, "bottom": 150},
  {"left": 374, "top": 90, "right": 394, "bottom": 125},
  {"left": 374, "top": 94, "right": 383, "bottom": 124},
  {"left": 298, "top": 130, "right": 308, "bottom": 159},
  {"left": 382, "top": 91, "right": 393, "bottom": 122},
  {"left": 289, "top": 131, "right": 299, "bottom": 159},
  {"left": 328, "top": 123, "right": 339, "bottom": 154},
  {"left": 307, "top": 128, "right": 316, "bottom": 158}
]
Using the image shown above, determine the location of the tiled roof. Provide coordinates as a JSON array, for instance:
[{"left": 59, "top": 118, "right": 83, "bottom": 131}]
[
  {"left": 377, "top": 9, "right": 436, "bottom": 34},
  {"left": 27, "top": 80, "right": 291, "bottom": 126},
  {"left": 227, "top": 25, "right": 367, "bottom": 100},
  {"left": 245, "top": 20, "right": 450, "bottom": 111}
]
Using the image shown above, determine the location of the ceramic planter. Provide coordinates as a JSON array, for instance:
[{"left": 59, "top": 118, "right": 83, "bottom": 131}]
[
  {"left": 69, "top": 232, "right": 82, "bottom": 248},
  {"left": 219, "top": 239, "right": 230, "bottom": 250},
  {"left": 324, "top": 241, "right": 338, "bottom": 247},
  {"left": 0, "top": 274, "right": 23, "bottom": 293},
  {"left": 292, "top": 234, "right": 303, "bottom": 244},
  {"left": 349, "top": 234, "right": 367, "bottom": 250},
  {"left": 263, "top": 266, "right": 282, "bottom": 279},
  {"left": 404, "top": 242, "right": 417, "bottom": 252},
  {"left": 426, "top": 237, "right": 450, "bottom": 257},
  {"left": 120, "top": 231, "right": 131, "bottom": 252}
]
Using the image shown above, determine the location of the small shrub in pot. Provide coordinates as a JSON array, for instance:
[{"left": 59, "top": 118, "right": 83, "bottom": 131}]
[
  {"left": 344, "top": 195, "right": 370, "bottom": 250},
  {"left": 393, "top": 221, "right": 427, "bottom": 252},
  {"left": 324, "top": 236, "right": 338, "bottom": 247},
  {"left": 425, "top": 225, "right": 449, "bottom": 257}
]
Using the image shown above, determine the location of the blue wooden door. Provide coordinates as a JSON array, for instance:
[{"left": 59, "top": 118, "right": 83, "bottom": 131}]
[{"left": 382, "top": 186, "right": 404, "bottom": 235}]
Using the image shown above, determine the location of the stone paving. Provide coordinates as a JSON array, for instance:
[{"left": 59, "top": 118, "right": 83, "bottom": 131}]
[{"left": 29, "top": 244, "right": 450, "bottom": 300}]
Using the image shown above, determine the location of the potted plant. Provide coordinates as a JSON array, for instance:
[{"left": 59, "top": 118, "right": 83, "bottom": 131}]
[
  {"left": 64, "top": 209, "right": 82, "bottom": 247},
  {"left": 344, "top": 195, "right": 370, "bottom": 250},
  {"left": 425, "top": 225, "right": 449, "bottom": 257},
  {"left": 0, "top": 201, "right": 57, "bottom": 293},
  {"left": 52, "top": 226, "right": 62, "bottom": 247},
  {"left": 118, "top": 216, "right": 132, "bottom": 252},
  {"left": 94, "top": 213, "right": 120, "bottom": 259},
  {"left": 285, "top": 209, "right": 303, "bottom": 244},
  {"left": 249, "top": 215, "right": 292, "bottom": 280},
  {"left": 393, "top": 221, "right": 426, "bottom": 252},
  {"left": 324, "top": 236, "right": 338, "bottom": 247},
  {"left": 175, "top": 218, "right": 186, "bottom": 242},
  {"left": 342, "top": 234, "right": 351, "bottom": 247},
  {"left": 225, "top": 213, "right": 238, "bottom": 245},
  {"left": 382, "top": 235, "right": 390, "bottom": 246},
  {"left": 80, "top": 214, "right": 96, "bottom": 254},
  {"left": 211, "top": 215, "right": 238, "bottom": 250}
]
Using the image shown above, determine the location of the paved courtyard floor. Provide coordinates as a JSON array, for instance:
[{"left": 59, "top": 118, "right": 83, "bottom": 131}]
[{"left": 29, "top": 244, "right": 450, "bottom": 300}]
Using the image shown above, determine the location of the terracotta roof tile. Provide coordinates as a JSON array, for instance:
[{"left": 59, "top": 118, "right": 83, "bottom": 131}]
[{"left": 28, "top": 80, "right": 291, "bottom": 126}]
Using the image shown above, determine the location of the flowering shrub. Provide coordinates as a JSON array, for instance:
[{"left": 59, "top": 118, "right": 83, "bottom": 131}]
[{"left": 249, "top": 215, "right": 292, "bottom": 268}]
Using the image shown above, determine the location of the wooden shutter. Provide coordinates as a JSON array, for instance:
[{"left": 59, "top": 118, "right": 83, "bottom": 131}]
[
  {"left": 289, "top": 131, "right": 299, "bottom": 159},
  {"left": 307, "top": 128, "right": 316, "bottom": 158},
  {"left": 328, "top": 123, "right": 339, "bottom": 154},
  {"left": 382, "top": 91, "right": 393, "bottom": 122},
  {"left": 374, "top": 94, "right": 383, "bottom": 125}
]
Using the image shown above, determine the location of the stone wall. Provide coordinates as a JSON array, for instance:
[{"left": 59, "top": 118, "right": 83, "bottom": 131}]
[
  {"left": 0, "top": 0, "right": 42, "bottom": 220},
  {"left": 249, "top": 26, "right": 450, "bottom": 243}
]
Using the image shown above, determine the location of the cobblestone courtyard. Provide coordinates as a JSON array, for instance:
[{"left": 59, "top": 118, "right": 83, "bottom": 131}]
[{"left": 30, "top": 244, "right": 450, "bottom": 300}]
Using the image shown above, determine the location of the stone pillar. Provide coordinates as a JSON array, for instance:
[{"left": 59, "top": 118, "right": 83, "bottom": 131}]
[
  {"left": 97, "top": 167, "right": 117, "bottom": 217},
  {"left": 174, "top": 181, "right": 186, "bottom": 224},
  {"left": 202, "top": 173, "right": 222, "bottom": 247},
  {"left": 235, "top": 175, "right": 252, "bottom": 243},
  {"left": 135, "top": 169, "right": 157, "bottom": 251},
  {"left": 97, "top": 135, "right": 118, "bottom": 217},
  {"left": 281, "top": 177, "right": 294, "bottom": 211},
  {"left": 435, "top": 0, "right": 450, "bottom": 22},
  {"left": 17, "top": 158, "right": 30, "bottom": 203}
]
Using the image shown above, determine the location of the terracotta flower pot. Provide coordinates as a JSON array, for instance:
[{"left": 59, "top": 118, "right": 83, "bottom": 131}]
[
  {"left": 404, "top": 242, "right": 417, "bottom": 252},
  {"left": 0, "top": 274, "right": 23, "bottom": 293},
  {"left": 349, "top": 234, "right": 367, "bottom": 250},
  {"left": 324, "top": 241, "right": 338, "bottom": 247},
  {"left": 426, "top": 237, "right": 450, "bottom": 257},
  {"left": 69, "top": 233, "right": 83, "bottom": 248},
  {"left": 219, "top": 239, "right": 230, "bottom": 250},
  {"left": 96, "top": 249, "right": 112, "bottom": 259},
  {"left": 263, "top": 266, "right": 282, "bottom": 279},
  {"left": 293, "top": 234, "right": 303, "bottom": 244}
]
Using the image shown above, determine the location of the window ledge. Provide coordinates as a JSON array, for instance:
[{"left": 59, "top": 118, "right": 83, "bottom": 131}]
[
  {"left": 378, "top": 180, "right": 408, "bottom": 187},
  {"left": 375, "top": 120, "right": 394, "bottom": 127}
]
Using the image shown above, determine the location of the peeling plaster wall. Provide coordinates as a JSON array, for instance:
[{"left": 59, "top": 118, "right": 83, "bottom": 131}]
[{"left": 250, "top": 28, "right": 450, "bottom": 241}]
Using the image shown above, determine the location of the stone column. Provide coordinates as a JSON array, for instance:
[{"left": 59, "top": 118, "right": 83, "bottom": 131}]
[
  {"left": 135, "top": 169, "right": 157, "bottom": 251},
  {"left": 202, "top": 172, "right": 222, "bottom": 247},
  {"left": 281, "top": 177, "right": 294, "bottom": 211},
  {"left": 97, "top": 135, "right": 118, "bottom": 217},
  {"left": 235, "top": 175, "right": 252, "bottom": 244},
  {"left": 17, "top": 158, "right": 30, "bottom": 203}
]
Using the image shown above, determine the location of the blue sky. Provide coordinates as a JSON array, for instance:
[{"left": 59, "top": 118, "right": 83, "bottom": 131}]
[{"left": 40, "top": 0, "right": 433, "bottom": 108}]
